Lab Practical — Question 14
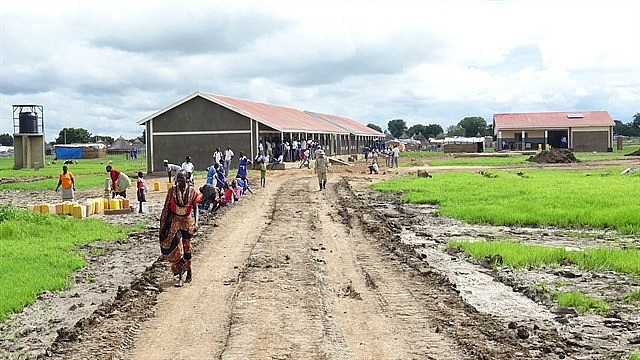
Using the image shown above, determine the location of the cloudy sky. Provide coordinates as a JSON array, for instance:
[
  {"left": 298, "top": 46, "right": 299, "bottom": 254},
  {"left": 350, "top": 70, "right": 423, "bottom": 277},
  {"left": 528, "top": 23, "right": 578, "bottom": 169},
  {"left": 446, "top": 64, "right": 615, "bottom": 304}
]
[{"left": 1, "top": 0, "right": 639, "bottom": 142}]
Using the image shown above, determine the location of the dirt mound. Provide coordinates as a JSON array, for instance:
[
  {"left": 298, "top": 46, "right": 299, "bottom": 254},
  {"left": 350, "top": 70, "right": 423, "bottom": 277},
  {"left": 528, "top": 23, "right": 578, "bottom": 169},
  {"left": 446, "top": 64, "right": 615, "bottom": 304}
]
[{"left": 527, "top": 149, "right": 579, "bottom": 163}]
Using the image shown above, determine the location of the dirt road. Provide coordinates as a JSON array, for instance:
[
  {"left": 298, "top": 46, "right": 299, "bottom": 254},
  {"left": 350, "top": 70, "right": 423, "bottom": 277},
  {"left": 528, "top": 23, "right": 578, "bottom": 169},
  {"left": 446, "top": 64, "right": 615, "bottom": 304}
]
[{"left": 2, "top": 160, "right": 639, "bottom": 359}]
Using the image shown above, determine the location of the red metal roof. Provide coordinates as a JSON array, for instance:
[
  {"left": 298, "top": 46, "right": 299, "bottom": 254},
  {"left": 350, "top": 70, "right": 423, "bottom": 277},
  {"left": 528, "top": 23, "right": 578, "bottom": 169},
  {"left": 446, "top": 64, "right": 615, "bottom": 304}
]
[
  {"left": 201, "top": 93, "right": 349, "bottom": 134},
  {"left": 493, "top": 111, "right": 614, "bottom": 129},
  {"left": 305, "top": 111, "right": 384, "bottom": 136}
]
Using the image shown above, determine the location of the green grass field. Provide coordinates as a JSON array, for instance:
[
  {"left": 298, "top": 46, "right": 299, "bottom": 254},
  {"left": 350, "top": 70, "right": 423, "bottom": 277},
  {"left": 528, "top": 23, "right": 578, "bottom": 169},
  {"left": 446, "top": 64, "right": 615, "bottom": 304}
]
[
  {"left": 372, "top": 167, "right": 640, "bottom": 234},
  {"left": 0, "top": 154, "right": 150, "bottom": 321},
  {"left": 0, "top": 203, "right": 144, "bottom": 322},
  {"left": 0, "top": 154, "right": 149, "bottom": 191},
  {"left": 399, "top": 144, "right": 640, "bottom": 167}
]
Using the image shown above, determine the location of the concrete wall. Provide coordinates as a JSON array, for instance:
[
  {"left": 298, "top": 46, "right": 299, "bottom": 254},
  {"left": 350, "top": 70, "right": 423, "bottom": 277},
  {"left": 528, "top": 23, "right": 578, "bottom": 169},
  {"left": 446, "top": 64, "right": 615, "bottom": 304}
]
[{"left": 147, "top": 97, "right": 254, "bottom": 172}]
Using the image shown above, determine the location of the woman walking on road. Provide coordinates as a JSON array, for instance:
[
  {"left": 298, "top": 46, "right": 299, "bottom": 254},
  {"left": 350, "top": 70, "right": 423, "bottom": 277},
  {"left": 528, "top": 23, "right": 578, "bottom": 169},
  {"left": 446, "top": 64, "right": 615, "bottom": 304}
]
[{"left": 159, "top": 171, "right": 201, "bottom": 287}]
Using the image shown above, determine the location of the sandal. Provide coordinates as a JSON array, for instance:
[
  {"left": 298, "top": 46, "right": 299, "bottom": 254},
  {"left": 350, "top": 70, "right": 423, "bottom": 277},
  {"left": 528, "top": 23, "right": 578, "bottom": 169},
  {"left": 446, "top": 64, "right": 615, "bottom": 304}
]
[{"left": 185, "top": 269, "right": 192, "bottom": 283}]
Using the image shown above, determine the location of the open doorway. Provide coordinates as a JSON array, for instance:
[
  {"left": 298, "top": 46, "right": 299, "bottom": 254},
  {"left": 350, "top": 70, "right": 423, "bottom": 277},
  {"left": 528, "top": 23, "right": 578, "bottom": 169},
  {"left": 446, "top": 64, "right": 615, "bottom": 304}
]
[{"left": 548, "top": 130, "right": 568, "bottom": 149}]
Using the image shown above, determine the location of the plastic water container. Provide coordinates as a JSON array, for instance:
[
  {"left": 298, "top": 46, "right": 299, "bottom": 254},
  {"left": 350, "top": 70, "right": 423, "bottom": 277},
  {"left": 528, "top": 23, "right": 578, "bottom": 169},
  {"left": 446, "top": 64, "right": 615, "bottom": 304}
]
[
  {"left": 72, "top": 205, "right": 86, "bottom": 218},
  {"left": 109, "top": 199, "right": 121, "bottom": 210},
  {"left": 153, "top": 181, "right": 161, "bottom": 191}
]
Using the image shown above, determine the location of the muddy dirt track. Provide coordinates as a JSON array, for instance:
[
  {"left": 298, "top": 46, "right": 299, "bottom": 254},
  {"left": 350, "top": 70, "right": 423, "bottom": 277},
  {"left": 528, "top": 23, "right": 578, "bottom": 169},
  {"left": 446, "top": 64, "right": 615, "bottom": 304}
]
[{"left": 1, "top": 160, "right": 640, "bottom": 359}]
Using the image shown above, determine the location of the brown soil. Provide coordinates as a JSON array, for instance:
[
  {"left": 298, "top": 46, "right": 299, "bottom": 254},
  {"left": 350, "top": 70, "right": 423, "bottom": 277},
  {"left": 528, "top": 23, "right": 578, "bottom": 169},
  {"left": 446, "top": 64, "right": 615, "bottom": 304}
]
[
  {"left": 1, "top": 159, "right": 640, "bottom": 359},
  {"left": 527, "top": 149, "right": 579, "bottom": 164}
]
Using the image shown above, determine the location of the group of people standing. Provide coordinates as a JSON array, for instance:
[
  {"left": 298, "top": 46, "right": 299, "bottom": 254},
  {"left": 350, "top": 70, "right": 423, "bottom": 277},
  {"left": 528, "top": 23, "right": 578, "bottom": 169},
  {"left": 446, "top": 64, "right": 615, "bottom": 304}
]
[{"left": 364, "top": 144, "right": 401, "bottom": 174}]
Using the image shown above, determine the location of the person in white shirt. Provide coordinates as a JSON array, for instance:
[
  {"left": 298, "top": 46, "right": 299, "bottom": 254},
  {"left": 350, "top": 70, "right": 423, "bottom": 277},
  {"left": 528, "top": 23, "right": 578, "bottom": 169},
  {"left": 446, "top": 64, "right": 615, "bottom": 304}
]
[
  {"left": 224, "top": 146, "right": 234, "bottom": 177},
  {"left": 181, "top": 156, "right": 195, "bottom": 184},
  {"left": 213, "top": 147, "right": 222, "bottom": 165},
  {"left": 164, "top": 160, "right": 182, "bottom": 183},
  {"left": 392, "top": 145, "right": 400, "bottom": 168}
]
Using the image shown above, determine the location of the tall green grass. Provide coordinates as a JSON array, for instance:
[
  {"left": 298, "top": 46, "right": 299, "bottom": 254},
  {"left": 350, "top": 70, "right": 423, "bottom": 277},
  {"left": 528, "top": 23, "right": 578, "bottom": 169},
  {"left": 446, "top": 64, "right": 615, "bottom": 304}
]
[
  {"left": 554, "top": 291, "right": 610, "bottom": 314},
  {"left": 447, "top": 240, "right": 640, "bottom": 275},
  {"left": 372, "top": 167, "right": 640, "bottom": 234},
  {"left": 0, "top": 203, "right": 143, "bottom": 321}
]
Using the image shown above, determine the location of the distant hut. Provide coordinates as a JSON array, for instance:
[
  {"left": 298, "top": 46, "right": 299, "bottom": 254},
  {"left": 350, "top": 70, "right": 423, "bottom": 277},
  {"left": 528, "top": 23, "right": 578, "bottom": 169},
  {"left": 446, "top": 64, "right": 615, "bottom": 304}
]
[
  {"left": 108, "top": 135, "right": 133, "bottom": 155},
  {"left": 384, "top": 131, "right": 394, "bottom": 141},
  {"left": 131, "top": 138, "right": 146, "bottom": 155},
  {"left": 412, "top": 133, "right": 427, "bottom": 150}
]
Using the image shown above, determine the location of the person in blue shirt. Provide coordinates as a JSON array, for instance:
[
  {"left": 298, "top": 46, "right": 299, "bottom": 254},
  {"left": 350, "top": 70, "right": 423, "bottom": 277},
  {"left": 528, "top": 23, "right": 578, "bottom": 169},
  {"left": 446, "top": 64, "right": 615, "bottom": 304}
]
[
  {"left": 214, "top": 159, "right": 226, "bottom": 195},
  {"left": 237, "top": 152, "right": 251, "bottom": 179},
  {"left": 206, "top": 164, "right": 216, "bottom": 185}
]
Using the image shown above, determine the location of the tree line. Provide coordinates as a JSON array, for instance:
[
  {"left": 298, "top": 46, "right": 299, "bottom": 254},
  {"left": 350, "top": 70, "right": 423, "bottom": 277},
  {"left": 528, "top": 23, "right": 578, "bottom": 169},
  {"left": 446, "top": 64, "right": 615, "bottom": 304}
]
[
  {"left": 369, "top": 116, "right": 492, "bottom": 139},
  {"left": 368, "top": 113, "right": 640, "bottom": 140}
]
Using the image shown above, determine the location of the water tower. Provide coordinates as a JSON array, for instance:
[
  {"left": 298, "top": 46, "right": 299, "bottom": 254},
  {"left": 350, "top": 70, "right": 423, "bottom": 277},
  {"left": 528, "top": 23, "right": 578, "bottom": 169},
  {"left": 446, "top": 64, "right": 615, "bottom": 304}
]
[{"left": 12, "top": 105, "right": 45, "bottom": 169}]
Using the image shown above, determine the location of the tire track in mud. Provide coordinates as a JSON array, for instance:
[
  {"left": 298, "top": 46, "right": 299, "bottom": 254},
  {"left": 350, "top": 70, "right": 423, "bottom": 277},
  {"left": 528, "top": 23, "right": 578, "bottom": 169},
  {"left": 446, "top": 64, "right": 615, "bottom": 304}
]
[
  {"left": 222, "top": 175, "right": 467, "bottom": 359},
  {"left": 334, "top": 176, "right": 573, "bottom": 359},
  {"left": 318, "top": 181, "right": 465, "bottom": 359},
  {"left": 220, "top": 176, "right": 343, "bottom": 359}
]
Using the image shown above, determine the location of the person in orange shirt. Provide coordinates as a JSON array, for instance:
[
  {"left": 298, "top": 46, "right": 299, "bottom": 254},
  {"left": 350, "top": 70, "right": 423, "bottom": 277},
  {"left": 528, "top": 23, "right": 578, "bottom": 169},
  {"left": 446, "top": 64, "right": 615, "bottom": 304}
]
[{"left": 55, "top": 165, "right": 75, "bottom": 201}]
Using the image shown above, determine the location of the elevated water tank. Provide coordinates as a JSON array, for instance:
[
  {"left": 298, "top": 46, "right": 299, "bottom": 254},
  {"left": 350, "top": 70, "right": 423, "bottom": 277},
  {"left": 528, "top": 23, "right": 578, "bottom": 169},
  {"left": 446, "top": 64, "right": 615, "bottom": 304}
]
[{"left": 19, "top": 111, "right": 39, "bottom": 133}]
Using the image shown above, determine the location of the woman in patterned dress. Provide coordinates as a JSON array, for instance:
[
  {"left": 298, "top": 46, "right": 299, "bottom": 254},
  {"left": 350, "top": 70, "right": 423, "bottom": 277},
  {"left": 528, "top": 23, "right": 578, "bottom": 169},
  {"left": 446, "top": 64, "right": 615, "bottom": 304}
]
[{"left": 159, "top": 171, "right": 201, "bottom": 287}]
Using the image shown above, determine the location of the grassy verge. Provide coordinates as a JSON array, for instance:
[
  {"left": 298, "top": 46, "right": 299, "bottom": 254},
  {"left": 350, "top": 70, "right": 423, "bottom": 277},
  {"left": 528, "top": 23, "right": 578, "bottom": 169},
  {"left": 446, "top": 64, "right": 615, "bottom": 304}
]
[
  {"left": 0, "top": 154, "right": 148, "bottom": 192},
  {"left": 447, "top": 239, "right": 640, "bottom": 314},
  {"left": 372, "top": 167, "right": 640, "bottom": 234},
  {"left": 0, "top": 154, "right": 213, "bottom": 192},
  {"left": 553, "top": 291, "right": 610, "bottom": 314},
  {"left": 446, "top": 240, "right": 640, "bottom": 275},
  {"left": 0, "top": 203, "right": 144, "bottom": 322},
  {"left": 397, "top": 144, "right": 640, "bottom": 167}
]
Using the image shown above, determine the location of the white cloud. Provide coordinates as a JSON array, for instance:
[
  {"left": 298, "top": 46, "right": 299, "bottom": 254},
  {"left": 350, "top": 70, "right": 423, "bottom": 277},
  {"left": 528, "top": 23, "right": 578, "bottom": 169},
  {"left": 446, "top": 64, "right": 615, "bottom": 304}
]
[{"left": 1, "top": 0, "right": 639, "bottom": 142}]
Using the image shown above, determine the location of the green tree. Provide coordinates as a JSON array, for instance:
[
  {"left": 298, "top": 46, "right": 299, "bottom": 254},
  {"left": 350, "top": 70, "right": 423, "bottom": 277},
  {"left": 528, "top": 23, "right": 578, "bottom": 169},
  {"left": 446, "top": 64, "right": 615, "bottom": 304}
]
[
  {"left": 387, "top": 119, "right": 407, "bottom": 139},
  {"left": 457, "top": 116, "right": 488, "bottom": 137},
  {"left": 55, "top": 127, "right": 91, "bottom": 144},
  {"left": 92, "top": 134, "right": 114, "bottom": 144},
  {"left": 615, "top": 120, "right": 639, "bottom": 136},
  {"left": 446, "top": 124, "right": 465, "bottom": 137},
  {"left": 407, "top": 124, "right": 427, "bottom": 138},
  {"left": 137, "top": 129, "right": 146, "bottom": 143},
  {"left": 632, "top": 113, "right": 640, "bottom": 131},
  {"left": 367, "top": 123, "right": 383, "bottom": 133},
  {"left": 424, "top": 124, "right": 444, "bottom": 138},
  {"left": 0, "top": 133, "right": 13, "bottom": 146}
]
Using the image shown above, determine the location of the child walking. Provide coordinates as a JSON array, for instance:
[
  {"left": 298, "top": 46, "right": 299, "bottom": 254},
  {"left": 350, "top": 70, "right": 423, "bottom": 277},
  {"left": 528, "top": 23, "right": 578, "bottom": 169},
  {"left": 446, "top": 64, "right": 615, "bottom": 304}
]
[
  {"left": 259, "top": 158, "right": 267, "bottom": 187},
  {"left": 136, "top": 171, "right": 149, "bottom": 213}
]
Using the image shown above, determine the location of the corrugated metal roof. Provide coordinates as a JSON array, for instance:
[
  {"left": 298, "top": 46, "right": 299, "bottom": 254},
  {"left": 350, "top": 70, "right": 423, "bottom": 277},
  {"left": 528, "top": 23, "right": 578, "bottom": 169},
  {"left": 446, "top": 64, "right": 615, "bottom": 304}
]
[
  {"left": 138, "top": 92, "right": 380, "bottom": 136},
  {"left": 494, "top": 111, "right": 614, "bottom": 129},
  {"left": 201, "top": 93, "right": 349, "bottom": 134},
  {"left": 305, "top": 111, "right": 384, "bottom": 136}
]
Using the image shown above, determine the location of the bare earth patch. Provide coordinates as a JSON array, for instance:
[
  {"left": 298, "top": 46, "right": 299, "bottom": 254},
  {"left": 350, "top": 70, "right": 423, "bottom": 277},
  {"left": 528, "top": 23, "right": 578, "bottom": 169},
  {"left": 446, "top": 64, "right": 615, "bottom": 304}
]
[{"left": 1, "top": 160, "right": 639, "bottom": 359}]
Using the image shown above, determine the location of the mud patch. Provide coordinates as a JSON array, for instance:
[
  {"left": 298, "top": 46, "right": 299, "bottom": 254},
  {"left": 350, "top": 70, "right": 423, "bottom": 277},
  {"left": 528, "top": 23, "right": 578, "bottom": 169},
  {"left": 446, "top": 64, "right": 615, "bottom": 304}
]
[{"left": 346, "top": 176, "right": 640, "bottom": 359}]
